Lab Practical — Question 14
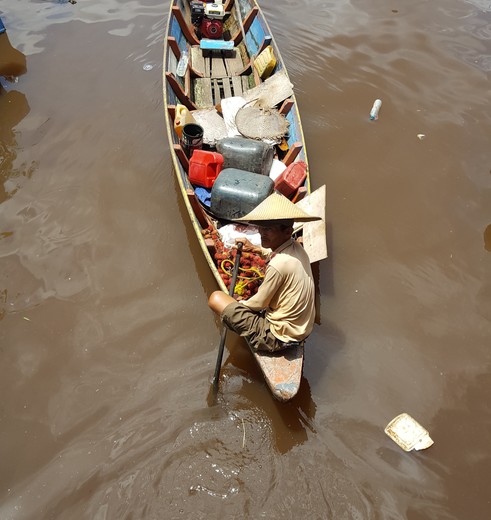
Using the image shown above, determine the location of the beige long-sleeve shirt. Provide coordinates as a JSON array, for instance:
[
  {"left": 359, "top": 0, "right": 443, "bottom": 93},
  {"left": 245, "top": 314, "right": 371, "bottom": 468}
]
[{"left": 241, "top": 238, "right": 315, "bottom": 342}]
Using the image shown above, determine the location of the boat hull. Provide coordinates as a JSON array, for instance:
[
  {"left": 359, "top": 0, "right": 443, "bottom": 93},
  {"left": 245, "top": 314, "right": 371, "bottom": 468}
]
[{"left": 163, "top": 0, "right": 310, "bottom": 400}]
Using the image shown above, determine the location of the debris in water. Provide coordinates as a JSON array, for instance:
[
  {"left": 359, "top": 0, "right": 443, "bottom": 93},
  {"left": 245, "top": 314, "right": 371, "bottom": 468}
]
[
  {"left": 385, "top": 413, "right": 433, "bottom": 452},
  {"left": 417, "top": 133, "right": 426, "bottom": 140},
  {"left": 143, "top": 63, "right": 153, "bottom": 71},
  {"left": 241, "top": 418, "right": 246, "bottom": 448},
  {"left": 370, "top": 99, "right": 382, "bottom": 120}
]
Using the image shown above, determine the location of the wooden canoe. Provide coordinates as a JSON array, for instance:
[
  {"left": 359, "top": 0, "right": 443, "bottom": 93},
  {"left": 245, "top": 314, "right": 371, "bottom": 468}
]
[{"left": 163, "top": 0, "right": 326, "bottom": 401}]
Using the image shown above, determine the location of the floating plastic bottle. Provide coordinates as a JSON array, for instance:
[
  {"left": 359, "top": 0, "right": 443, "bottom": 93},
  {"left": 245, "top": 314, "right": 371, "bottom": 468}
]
[
  {"left": 370, "top": 99, "right": 382, "bottom": 120},
  {"left": 176, "top": 49, "right": 189, "bottom": 77}
]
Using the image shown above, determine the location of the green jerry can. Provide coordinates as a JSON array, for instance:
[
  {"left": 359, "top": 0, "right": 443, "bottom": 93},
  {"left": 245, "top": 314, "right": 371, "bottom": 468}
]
[
  {"left": 216, "top": 137, "right": 274, "bottom": 176},
  {"left": 210, "top": 168, "right": 274, "bottom": 220}
]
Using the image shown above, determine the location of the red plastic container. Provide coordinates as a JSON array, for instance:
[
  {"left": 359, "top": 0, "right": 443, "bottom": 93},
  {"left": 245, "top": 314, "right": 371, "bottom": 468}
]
[
  {"left": 274, "top": 161, "right": 307, "bottom": 198},
  {"left": 188, "top": 150, "right": 224, "bottom": 188}
]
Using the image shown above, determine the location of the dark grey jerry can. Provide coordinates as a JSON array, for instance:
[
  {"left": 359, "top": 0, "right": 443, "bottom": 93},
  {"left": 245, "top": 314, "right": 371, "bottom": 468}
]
[
  {"left": 216, "top": 137, "right": 274, "bottom": 176},
  {"left": 210, "top": 168, "right": 274, "bottom": 220}
]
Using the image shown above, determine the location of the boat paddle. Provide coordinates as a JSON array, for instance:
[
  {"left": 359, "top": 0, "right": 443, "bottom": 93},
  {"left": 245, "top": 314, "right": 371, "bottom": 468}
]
[{"left": 211, "top": 241, "right": 243, "bottom": 392}]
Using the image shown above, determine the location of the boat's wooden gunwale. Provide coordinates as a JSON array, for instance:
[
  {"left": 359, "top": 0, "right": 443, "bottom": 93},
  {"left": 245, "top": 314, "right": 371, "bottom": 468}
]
[{"left": 163, "top": 5, "right": 228, "bottom": 292}]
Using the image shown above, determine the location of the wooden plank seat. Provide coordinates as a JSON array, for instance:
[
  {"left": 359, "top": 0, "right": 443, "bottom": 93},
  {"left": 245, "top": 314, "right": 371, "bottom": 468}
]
[
  {"left": 194, "top": 75, "right": 250, "bottom": 108},
  {"left": 190, "top": 43, "right": 251, "bottom": 108},
  {"left": 190, "top": 46, "right": 244, "bottom": 78}
]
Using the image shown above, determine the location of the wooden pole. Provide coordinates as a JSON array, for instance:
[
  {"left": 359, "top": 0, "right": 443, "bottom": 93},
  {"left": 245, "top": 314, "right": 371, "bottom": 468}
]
[{"left": 212, "top": 242, "right": 243, "bottom": 391}]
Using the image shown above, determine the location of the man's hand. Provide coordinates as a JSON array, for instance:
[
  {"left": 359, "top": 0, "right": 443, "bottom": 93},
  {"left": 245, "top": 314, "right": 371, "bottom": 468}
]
[{"left": 234, "top": 237, "right": 261, "bottom": 254}]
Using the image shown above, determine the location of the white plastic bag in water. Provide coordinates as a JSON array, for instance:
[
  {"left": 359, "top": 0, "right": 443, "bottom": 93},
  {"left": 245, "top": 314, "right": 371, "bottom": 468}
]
[{"left": 385, "top": 413, "right": 434, "bottom": 452}]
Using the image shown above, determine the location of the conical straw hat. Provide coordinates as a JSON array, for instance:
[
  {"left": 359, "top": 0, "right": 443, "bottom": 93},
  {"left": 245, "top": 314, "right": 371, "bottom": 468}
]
[{"left": 235, "top": 191, "right": 321, "bottom": 223}]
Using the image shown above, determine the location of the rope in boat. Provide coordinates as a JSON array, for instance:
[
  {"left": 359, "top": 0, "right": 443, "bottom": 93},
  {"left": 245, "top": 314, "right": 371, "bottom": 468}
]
[{"left": 220, "top": 259, "right": 265, "bottom": 297}]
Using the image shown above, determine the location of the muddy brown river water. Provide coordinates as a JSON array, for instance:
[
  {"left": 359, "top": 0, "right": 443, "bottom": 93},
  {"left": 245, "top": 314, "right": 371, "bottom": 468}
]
[{"left": 1, "top": 0, "right": 490, "bottom": 518}]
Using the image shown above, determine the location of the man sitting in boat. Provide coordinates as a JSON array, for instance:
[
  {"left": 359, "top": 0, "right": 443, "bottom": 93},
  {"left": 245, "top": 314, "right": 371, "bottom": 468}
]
[{"left": 208, "top": 192, "right": 321, "bottom": 352}]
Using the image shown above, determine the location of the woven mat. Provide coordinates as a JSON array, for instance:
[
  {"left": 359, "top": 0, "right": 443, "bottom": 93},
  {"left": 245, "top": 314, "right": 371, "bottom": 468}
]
[{"left": 235, "top": 105, "right": 289, "bottom": 140}]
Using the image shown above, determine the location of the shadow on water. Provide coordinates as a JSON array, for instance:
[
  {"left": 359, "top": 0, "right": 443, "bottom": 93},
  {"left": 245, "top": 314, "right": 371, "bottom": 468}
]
[
  {"left": 169, "top": 158, "right": 325, "bottom": 456},
  {"left": 0, "top": 29, "right": 29, "bottom": 204},
  {"left": 484, "top": 223, "right": 491, "bottom": 252},
  {"left": 0, "top": 28, "right": 27, "bottom": 79},
  {"left": 215, "top": 334, "right": 317, "bottom": 455},
  {"left": 312, "top": 221, "right": 333, "bottom": 326},
  {"left": 426, "top": 370, "right": 491, "bottom": 520},
  {"left": 171, "top": 158, "right": 219, "bottom": 297}
]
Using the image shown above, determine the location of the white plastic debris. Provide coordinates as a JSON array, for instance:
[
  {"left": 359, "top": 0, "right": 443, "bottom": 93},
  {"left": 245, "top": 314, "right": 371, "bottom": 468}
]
[
  {"left": 176, "top": 50, "right": 189, "bottom": 77},
  {"left": 268, "top": 158, "right": 287, "bottom": 181},
  {"left": 385, "top": 413, "right": 433, "bottom": 452},
  {"left": 370, "top": 99, "right": 382, "bottom": 120},
  {"left": 417, "top": 133, "right": 426, "bottom": 140},
  {"left": 218, "top": 223, "right": 262, "bottom": 249},
  {"left": 221, "top": 96, "right": 247, "bottom": 137}
]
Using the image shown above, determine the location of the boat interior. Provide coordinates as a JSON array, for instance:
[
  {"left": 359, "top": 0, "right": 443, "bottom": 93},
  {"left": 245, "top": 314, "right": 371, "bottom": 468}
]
[
  {"left": 165, "top": 0, "right": 310, "bottom": 262},
  {"left": 166, "top": 3, "right": 304, "bottom": 157}
]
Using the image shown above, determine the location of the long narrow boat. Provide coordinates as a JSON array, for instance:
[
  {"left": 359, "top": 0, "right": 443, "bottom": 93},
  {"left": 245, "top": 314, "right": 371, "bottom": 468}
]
[{"left": 163, "top": 0, "right": 326, "bottom": 401}]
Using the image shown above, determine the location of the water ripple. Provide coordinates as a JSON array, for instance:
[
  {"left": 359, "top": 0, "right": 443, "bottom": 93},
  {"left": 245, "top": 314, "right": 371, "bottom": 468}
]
[{"left": 4, "top": 0, "right": 162, "bottom": 55}]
